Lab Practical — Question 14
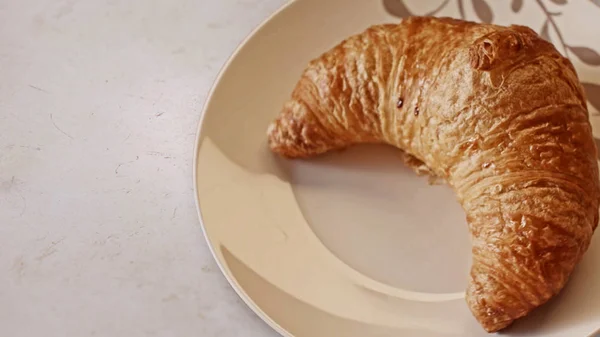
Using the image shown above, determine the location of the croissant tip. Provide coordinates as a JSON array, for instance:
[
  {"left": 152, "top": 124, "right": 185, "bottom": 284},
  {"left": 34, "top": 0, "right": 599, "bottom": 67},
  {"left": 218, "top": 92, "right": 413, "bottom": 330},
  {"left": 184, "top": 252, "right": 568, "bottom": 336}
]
[
  {"left": 481, "top": 320, "right": 514, "bottom": 333},
  {"left": 266, "top": 120, "right": 286, "bottom": 153},
  {"left": 266, "top": 118, "right": 307, "bottom": 158}
]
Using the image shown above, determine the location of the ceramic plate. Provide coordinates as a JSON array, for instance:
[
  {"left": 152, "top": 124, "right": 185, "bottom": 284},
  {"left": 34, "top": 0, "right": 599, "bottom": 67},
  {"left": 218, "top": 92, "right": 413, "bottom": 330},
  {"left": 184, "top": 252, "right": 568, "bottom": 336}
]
[{"left": 194, "top": 0, "right": 600, "bottom": 336}]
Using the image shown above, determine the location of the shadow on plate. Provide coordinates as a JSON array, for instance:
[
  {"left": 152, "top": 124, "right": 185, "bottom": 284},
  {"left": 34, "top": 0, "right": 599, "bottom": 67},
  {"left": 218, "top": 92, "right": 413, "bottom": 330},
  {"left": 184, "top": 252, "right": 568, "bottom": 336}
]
[{"left": 221, "top": 245, "right": 467, "bottom": 337}]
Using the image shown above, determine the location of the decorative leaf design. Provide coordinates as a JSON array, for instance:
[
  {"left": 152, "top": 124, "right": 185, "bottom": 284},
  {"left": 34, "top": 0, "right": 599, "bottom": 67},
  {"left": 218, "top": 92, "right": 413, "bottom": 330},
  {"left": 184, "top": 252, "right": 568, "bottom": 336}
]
[
  {"left": 425, "top": 0, "right": 451, "bottom": 16},
  {"left": 382, "top": 0, "right": 414, "bottom": 18},
  {"left": 457, "top": 0, "right": 466, "bottom": 19},
  {"left": 539, "top": 20, "right": 551, "bottom": 42},
  {"left": 549, "top": 0, "right": 567, "bottom": 4},
  {"left": 472, "top": 0, "right": 493, "bottom": 23},
  {"left": 511, "top": 0, "right": 523, "bottom": 12},
  {"left": 593, "top": 0, "right": 600, "bottom": 8},
  {"left": 583, "top": 82, "right": 600, "bottom": 113},
  {"left": 568, "top": 46, "right": 600, "bottom": 66}
]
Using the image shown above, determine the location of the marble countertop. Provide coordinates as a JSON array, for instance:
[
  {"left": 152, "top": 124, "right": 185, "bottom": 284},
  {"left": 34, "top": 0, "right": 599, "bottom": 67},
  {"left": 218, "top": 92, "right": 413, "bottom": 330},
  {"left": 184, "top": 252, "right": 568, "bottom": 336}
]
[{"left": 1, "top": 0, "right": 286, "bottom": 336}]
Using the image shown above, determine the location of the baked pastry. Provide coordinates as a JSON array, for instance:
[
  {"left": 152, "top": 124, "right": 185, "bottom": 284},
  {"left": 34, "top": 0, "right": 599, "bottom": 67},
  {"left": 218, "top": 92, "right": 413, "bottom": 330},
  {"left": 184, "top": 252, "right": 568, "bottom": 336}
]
[{"left": 266, "top": 16, "right": 600, "bottom": 332}]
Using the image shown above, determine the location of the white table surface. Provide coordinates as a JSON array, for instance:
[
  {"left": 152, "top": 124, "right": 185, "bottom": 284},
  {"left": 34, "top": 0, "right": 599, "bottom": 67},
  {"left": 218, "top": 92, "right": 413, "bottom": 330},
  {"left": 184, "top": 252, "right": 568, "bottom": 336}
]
[{"left": 1, "top": 0, "right": 287, "bottom": 336}]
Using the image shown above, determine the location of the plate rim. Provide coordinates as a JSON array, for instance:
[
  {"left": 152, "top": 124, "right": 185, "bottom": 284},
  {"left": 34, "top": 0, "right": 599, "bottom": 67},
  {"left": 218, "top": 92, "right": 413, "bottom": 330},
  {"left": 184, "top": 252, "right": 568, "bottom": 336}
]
[{"left": 192, "top": 1, "right": 296, "bottom": 336}]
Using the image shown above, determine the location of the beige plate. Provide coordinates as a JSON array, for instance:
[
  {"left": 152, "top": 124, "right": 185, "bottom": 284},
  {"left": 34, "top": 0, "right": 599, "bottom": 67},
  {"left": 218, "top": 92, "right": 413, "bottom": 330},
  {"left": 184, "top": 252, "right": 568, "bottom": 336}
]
[{"left": 194, "top": 0, "right": 600, "bottom": 336}]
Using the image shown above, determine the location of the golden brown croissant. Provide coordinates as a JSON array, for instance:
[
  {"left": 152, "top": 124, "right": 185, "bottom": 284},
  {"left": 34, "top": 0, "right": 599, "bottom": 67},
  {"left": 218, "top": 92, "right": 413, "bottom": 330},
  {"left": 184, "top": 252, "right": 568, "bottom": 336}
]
[{"left": 266, "top": 16, "right": 600, "bottom": 332}]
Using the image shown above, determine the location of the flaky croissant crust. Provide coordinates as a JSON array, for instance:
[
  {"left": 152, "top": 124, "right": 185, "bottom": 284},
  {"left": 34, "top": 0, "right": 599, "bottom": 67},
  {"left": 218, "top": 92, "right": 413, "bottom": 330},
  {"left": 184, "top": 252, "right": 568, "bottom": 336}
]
[{"left": 267, "top": 17, "right": 600, "bottom": 332}]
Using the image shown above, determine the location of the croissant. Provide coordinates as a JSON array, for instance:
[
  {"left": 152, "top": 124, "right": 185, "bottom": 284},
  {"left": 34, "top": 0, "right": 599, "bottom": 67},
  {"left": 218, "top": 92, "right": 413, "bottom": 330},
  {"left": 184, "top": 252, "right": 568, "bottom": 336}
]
[{"left": 266, "top": 17, "right": 600, "bottom": 332}]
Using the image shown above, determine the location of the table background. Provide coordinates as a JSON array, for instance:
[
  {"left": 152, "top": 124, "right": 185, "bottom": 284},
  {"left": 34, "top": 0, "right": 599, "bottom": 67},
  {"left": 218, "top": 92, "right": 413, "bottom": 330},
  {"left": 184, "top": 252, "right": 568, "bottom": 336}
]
[{"left": 1, "top": 0, "right": 286, "bottom": 336}]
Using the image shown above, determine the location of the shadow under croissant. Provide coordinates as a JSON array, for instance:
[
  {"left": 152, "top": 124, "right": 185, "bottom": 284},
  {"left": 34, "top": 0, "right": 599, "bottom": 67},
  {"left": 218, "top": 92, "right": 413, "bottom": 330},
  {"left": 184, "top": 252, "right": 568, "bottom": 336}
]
[{"left": 283, "top": 144, "right": 472, "bottom": 294}]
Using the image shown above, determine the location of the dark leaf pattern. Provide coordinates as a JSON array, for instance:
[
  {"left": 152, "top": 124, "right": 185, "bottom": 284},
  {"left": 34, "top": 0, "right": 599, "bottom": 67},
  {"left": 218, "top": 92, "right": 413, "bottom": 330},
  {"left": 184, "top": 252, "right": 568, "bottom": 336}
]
[
  {"left": 425, "top": 0, "right": 451, "bottom": 16},
  {"left": 593, "top": 0, "right": 600, "bottom": 8},
  {"left": 549, "top": 0, "right": 567, "bottom": 4},
  {"left": 472, "top": 0, "right": 493, "bottom": 23},
  {"left": 457, "top": 0, "right": 466, "bottom": 19},
  {"left": 539, "top": 20, "right": 550, "bottom": 42},
  {"left": 583, "top": 82, "right": 600, "bottom": 113},
  {"left": 568, "top": 46, "right": 600, "bottom": 66},
  {"left": 511, "top": 0, "right": 523, "bottom": 12},
  {"left": 382, "top": 0, "right": 413, "bottom": 18}
]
